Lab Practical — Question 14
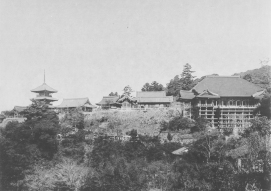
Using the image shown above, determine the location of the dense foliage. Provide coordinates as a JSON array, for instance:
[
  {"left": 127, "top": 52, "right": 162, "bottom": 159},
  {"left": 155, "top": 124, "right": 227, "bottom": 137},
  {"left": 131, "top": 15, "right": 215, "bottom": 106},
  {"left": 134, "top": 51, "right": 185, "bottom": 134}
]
[
  {"left": 141, "top": 81, "right": 164, "bottom": 91},
  {"left": 166, "top": 63, "right": 196, "bottom": 96},
  {"left": 109, "top": 92, "right": 119, "bottom": 96},
  {"left": 234, "top": 65, "right": 271, "bottom": 90}
]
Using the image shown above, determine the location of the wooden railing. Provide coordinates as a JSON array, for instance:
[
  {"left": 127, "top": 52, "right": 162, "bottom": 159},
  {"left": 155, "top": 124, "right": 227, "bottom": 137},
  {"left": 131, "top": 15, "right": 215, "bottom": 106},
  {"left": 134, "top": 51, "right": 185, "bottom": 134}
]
[{"left": 197, "top": 104, "right": 259, "bottom": 108}]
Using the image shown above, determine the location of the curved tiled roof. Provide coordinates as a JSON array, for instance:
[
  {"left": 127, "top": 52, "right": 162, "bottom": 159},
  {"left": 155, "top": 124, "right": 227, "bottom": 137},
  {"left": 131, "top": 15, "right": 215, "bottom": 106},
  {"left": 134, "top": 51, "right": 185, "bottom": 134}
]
[
  {"left": 192, "top": 76, "right": 263, "bottom": 97},
  {"left": 13, "top": 106, "right": 27, "bottom": 112},
  {"left": 96, "top": 96, "right": 120, "bottom": 105},
  {"left": 31, "top": 83, "right": 58, "bottom": 93},
  {"left": 136, "top": 91, "right": 173, "bottom": 103},
  {"left": 179, "top": 90, "right": 195, "bottom": 100},
  {"left": 56, "top": 97, "right": 95, "bottom": 108}
]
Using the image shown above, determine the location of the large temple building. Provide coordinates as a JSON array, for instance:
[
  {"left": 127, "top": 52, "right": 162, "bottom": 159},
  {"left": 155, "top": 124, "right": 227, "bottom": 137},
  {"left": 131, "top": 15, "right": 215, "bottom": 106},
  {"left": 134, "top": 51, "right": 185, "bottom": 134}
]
[{"left": 179, "top": 76, "right": 266, "bottom": 129}]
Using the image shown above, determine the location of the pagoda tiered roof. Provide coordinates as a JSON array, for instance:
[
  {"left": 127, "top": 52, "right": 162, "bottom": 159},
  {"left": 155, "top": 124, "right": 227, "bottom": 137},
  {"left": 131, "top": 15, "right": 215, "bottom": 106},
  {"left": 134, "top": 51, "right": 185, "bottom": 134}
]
[
  {"left": 35, "top": 97, "right": 58, "bottom": 102},
  {"left": 31, "top": 83, "right": 58, "bottom": 93}
]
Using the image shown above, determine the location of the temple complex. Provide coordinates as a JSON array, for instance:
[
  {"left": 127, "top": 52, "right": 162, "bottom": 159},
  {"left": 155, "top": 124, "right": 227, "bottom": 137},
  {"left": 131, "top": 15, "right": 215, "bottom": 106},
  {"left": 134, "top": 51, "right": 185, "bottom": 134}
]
[
  {"left": 31, "top": 74, "right": 58, "bottom": 104},
  {"left": 179, "top": 76, "right": 265, "bottom": 130},
  {"left": 97, "top": 91, "right": 174, "bottom": 110}
]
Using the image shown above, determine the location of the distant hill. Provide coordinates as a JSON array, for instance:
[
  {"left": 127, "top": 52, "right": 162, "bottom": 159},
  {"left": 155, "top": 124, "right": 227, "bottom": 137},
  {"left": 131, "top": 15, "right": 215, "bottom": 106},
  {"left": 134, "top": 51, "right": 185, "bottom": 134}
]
[{"left": 233, "top": 65, "right": 271, "bottom": 89}]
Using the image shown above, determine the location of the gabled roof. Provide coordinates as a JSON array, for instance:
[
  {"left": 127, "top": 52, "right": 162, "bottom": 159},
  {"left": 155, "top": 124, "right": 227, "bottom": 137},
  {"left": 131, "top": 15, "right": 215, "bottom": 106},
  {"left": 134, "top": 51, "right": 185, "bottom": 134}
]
[
  {"left": 31, "top": 83, "right": 58, "bottom": 93},
  {"left": 252, "top": 90, "right": 266, "bottom": 99},
  {"left": 192, "top": 76, "right": 263, "bottom": 97},
  {"left": 136, "top": 91, "right": 173, "bottom": 103},
  {"left": 197, "top": 90, "right": 220, "bottom": 98},
  {"left": 179, "top": 90, "right": 195, "bottom": 100},
  {"left": 118, "top": 95, "right": 137, "bottom": 103},
  {"left": 56, "top": 98, "right": 96, "bottom": 108},
  {"left": 13, "top": 106, "right": 27, "bottom": 112},
  {"left": 96, "top": 96, "right": 120, "bottom": 105}
]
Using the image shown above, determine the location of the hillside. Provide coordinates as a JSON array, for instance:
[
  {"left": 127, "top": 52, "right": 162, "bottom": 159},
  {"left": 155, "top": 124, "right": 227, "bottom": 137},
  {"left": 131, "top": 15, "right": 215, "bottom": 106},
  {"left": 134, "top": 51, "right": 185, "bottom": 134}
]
[
  {"left": 233, "top": 65, "right": 271, "bottom": 89},
  {"left": 85, "top": 109, "right": 183, "bottom": 136}
]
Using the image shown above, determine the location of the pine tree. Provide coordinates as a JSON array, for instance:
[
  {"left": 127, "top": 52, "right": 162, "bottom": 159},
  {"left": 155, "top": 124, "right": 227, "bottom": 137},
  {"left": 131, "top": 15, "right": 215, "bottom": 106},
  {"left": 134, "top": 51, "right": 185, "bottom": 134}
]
[{"left": 180, "top": 63, "right": 195, "bottom": 90}]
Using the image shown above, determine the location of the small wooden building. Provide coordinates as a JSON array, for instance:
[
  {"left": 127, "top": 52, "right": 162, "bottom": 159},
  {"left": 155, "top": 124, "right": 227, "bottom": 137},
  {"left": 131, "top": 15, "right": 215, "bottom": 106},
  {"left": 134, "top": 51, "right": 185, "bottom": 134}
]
[{"left": 96, "top": 96, "right": 122, "bottom": 109}]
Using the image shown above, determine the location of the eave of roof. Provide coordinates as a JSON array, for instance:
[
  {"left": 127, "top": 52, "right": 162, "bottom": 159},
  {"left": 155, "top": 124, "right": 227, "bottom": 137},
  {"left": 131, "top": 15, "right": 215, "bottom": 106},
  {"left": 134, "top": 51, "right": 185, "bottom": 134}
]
[
  {"left": 179, "top": 90, "right": 195, "bottom": 100},
  {"left": 31, "top": 83, "right": 58, "bottom": 93},
  {"left": 56, "top": 97, "right": 95, "bottom": 108},
  {"left": 136, "top": 97, "right": 173, "bottom": 103},
  {"left": 252, "top": 90, "right": 267, "bottom": 99},
  {"left": 34, "top": 97, "right": 58, "bottom": 101}
]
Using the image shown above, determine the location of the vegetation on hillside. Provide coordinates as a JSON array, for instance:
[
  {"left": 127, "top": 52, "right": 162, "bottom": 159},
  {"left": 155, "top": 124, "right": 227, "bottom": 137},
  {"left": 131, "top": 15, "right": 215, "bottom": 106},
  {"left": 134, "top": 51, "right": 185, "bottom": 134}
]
[
  {"left": 233, "top": 65, "right": 271, "bottom": 90},
  {"left": 1, "top": 64, "right": 270, "bottom": 190}
]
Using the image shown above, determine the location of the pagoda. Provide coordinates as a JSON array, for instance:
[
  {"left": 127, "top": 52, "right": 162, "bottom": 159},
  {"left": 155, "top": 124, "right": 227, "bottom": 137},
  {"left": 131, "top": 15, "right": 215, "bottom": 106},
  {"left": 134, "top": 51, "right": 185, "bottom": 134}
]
[{"left": 31, "top": 71, "right": 58, "bottom": 104}]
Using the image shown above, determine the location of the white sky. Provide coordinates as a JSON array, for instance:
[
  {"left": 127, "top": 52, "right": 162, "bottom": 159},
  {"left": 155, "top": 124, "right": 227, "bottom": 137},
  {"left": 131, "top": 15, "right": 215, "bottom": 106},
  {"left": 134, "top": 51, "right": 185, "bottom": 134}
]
[{"left": 0, "top": 0, "right": 270, "bottom": 111}]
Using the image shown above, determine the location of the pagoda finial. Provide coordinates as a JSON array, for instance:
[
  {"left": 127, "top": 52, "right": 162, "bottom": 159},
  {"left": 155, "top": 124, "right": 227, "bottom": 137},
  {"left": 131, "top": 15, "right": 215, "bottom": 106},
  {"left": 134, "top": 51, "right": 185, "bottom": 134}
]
[{"left": 44, "top": 70, "right": 45, "bottom": 83}]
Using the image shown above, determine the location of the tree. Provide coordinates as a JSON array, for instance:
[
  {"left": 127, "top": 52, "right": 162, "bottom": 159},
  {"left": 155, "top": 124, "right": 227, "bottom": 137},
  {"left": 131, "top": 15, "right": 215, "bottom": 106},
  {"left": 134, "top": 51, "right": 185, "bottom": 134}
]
[
  {"left": 122, "top": 85, "right": 133, "bottom": 96},
  {"left": 21, "top": 100, "right": 60, "bottom": 158},
  {"left": 243, "top": 74, "right": 253, "bottom": 82},
  {"left": 61, "top": 108, "right": 85, "bottom": 129},
  {"left": 0, "top": 100, "right": 60, "bottom": 189},
  {"left": 253, "top": 93, "right": 271, "bottom": 119},
  {"left": 166, "top": 64, "right": 196, "bottom": 96},
  {"left": 166, "top": 75, "right": 181, "bottom": 96},
  {"left": 141, "top": 81, "right": 164, "bottom": 91},
  {"left": 109, "top": 92, "right": 118, "bottom": 96},
  {"left": 25, "top": 158, "right": 88, "bottom": 191},
  {"left": 180, "top": 63, "right": 195, "bottom": 90}
]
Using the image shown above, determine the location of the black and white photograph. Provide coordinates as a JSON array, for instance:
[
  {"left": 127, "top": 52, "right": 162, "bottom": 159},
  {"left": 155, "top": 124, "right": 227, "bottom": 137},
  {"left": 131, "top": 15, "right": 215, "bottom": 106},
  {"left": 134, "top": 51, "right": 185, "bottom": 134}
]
[{"left": 0, "top": 0, "right": 270, "bottom": 190}]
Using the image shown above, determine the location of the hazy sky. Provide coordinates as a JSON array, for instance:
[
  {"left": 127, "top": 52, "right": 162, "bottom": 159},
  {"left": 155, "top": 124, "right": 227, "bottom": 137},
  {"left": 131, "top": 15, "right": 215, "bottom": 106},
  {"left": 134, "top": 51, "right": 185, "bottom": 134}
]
[{"left": 0, "top": 0, "right": 270, "bottom": 111}]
